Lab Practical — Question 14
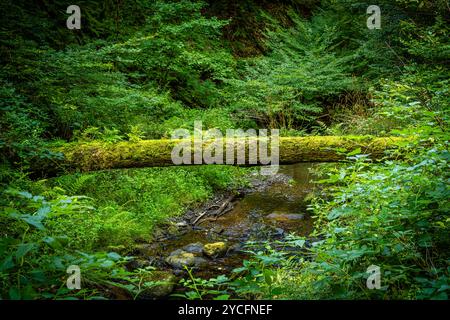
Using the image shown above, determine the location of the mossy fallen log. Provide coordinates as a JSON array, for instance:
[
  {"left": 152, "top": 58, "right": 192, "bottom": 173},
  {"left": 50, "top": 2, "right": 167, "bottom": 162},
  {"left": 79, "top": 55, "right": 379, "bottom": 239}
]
[{"left": 41, "top": 136, "right": 410, "bottom": 174}]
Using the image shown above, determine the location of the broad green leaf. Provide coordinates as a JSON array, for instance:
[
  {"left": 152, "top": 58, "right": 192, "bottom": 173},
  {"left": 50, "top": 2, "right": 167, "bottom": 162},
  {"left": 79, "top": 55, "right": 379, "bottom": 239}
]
[{"left": 15, "top": 243, "right": 36, "bottom": 259}]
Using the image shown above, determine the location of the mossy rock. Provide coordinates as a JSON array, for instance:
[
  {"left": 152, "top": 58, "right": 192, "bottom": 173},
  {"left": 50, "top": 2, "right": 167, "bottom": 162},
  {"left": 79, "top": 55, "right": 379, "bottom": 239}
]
[
  {"left": 165, "top": 250, "right": 196, "bottom": 269},
  {"left": 106, "top": 245, "right": 127, "bottom": 254},
  {"left": 126, "top": 258, "right": 152, "bottom": 270},
  {"left": 203, "top": 242, "right": 228, "bottom": 258},
  {"left": 138, "top": 271, "right": 177, "bottom": 299},
  {"left": 133, "top": 243, "right": 157, "bottom": 256}
]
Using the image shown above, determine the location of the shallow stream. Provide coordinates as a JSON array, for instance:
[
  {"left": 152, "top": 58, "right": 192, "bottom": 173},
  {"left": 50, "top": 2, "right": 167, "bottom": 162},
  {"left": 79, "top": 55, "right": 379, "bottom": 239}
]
[{"left": 138, "top": 163, "right": 319, "bottom": 281}]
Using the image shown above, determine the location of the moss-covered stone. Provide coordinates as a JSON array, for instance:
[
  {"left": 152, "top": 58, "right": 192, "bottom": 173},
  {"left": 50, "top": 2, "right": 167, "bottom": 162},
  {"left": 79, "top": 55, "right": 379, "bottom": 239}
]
[
  {"left": 138, "top": 271, "right": 177, "bottom": 299},
  {"left": 203, "top": 242, "right": 228, "bottom": 258},
  {"left": 165, "top": 250, "right": 196, "bottom": 269}
]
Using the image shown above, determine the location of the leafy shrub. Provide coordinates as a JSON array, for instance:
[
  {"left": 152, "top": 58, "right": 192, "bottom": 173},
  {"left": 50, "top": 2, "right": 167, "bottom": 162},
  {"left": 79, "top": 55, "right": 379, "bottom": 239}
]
[{"left": 0, "top": 189, "right": 133, "bottom": 299}]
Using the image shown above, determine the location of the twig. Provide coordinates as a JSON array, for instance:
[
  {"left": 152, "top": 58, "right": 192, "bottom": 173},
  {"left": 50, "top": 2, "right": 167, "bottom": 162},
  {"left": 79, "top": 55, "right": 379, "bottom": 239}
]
[
  {"left": 211, "top": 196, "right": 235, "bottom": 217},
  {"left": 192, "top": 210, "right": 207, "bottom": 225},
  {"left": 215, "top": 203, "right": 234, "bottom": 218},
  {"left": 192, "top": 195, "right": 235, "bottom": 225}
]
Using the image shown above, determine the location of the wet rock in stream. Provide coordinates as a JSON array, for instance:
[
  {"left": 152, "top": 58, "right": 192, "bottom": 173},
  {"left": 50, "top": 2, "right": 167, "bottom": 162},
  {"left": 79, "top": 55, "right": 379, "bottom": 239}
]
[
  {"left": 164, "top": 241, "right": 230, "bottom": 270},
  {"left": 165, "top": 249, "right": 209, "bottom": 269},
  {"left": 182, "top": 242, "right": 204, "bottom": 255},
  {"left": 165, "top": 250, "right": 196, "bottom": 268},
  {"left": 126, "top": 258, "right": 152, "bottom": 270},
  {"left": 203, "top": 242, "right": 228, "bottom": 258}
]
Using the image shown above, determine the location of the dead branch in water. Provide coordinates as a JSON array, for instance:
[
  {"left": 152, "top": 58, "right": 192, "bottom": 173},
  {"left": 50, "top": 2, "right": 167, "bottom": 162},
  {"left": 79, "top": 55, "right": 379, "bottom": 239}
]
[{"left": 193, "top": 195, "right": 235, "bottom": 225}]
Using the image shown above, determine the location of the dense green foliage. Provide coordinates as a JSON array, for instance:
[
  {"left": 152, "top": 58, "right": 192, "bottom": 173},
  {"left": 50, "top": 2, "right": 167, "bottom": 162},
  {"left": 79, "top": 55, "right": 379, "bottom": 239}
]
[
  {"left": 1, "top": 0, "right": 449, "bottom": 299},
  {"left": 227, "top": 72, "right": 449, "bottom": 299}
]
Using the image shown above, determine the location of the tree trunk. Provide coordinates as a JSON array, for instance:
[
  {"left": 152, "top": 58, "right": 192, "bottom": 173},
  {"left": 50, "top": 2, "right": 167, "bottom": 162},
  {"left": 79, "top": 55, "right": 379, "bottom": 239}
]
[{"left": 41, "top": 136, "right": 410, "bottom": 174}]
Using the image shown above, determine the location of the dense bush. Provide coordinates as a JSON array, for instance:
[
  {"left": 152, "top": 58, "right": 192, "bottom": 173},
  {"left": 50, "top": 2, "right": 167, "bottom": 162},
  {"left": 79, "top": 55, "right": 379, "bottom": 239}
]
[
  {"left": 0, "top": 189, "right": 131, "bottom": 299},
  {"left": 228, "top": 63, "right": 449, "bottom": 300}
]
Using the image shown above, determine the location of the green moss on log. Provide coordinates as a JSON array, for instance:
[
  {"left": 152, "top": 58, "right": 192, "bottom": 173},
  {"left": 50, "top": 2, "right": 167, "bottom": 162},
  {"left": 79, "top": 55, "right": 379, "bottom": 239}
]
[
  {"left": 279, "top": 136, "right": 408, "bottom": 163},
  {"left": 45, "top": 136, "right": 411, "bottom": 173}
]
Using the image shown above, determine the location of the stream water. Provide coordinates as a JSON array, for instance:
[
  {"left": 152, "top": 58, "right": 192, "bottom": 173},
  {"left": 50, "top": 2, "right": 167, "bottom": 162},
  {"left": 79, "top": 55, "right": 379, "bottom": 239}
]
[{"left": 139, "top": 163, "right": 319, "bottom": 281}]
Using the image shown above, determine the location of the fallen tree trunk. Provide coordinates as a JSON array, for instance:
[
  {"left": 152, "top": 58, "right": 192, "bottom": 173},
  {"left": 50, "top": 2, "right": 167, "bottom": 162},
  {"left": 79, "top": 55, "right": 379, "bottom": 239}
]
[{"left": 41, "top": 136, "right": 410, "bottom": 174}]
